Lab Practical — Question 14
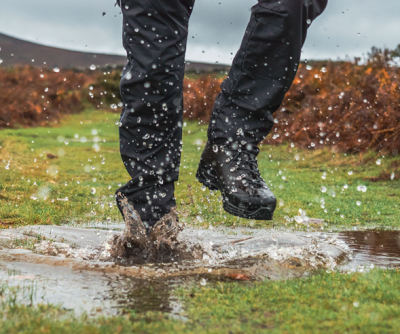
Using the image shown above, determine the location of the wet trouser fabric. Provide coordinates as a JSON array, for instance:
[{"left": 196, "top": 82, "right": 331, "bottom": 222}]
[{"left": 116, "top": 0, "right": 328, "bottom": 226}]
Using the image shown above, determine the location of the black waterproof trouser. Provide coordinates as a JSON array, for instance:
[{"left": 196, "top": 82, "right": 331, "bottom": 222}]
[{"left": 116, "top": 0, "right": 328, "bottom": 226}]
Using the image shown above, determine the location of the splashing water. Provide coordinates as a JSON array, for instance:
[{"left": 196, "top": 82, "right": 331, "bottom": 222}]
[{"left": 107, "top": 195, "right": 203, "bottom": 263}]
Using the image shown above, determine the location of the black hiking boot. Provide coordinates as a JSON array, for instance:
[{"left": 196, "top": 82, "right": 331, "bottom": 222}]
[{"left": 196, "top": 141, "right": 276, "bottom": 220}]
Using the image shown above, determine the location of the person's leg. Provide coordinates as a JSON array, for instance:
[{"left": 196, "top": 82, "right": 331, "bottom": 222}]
[
  {"left": 210, "top": 0, "right": 328, "bottom": 145},
  {"left": 198, "top": 0, "right": 328, "bottom": 220},
  {"left": 116, "top": 0, "right": 195, "bottom": 228}
]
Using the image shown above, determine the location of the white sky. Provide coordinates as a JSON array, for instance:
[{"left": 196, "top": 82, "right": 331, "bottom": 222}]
[{"left": 1, "top": 0, "right": 399, "bottom": 65}]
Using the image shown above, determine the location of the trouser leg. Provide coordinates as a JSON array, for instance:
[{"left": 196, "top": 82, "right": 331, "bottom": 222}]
[
  {"left": 116, "top": 0, "right": 195, "bottom": 227},
  {"left": 208, "top": 0, "right": 328, "bottom": 148}
]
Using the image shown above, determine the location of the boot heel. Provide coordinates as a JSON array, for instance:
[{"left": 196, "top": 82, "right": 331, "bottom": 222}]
[{"left": 196, "top": 160, "right": 219, "bottom": 191}]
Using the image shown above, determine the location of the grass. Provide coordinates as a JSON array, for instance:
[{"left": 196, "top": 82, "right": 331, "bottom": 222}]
[
  {"left": 1, "top": 269, "right": 400, "bottom": 333},
  {"left": 1, "top": 109, "right": 400, "bottom": 332},
  {"left": 0, "top": 109, "right": 399, "bottom": 229}
]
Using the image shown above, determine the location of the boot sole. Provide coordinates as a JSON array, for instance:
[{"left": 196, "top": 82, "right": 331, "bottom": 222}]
[{"left": 196, "top": 160, "right": 274, "bottom": 220}]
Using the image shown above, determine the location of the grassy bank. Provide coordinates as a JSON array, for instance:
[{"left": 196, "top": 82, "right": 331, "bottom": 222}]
[
  {"left": 4, "top": 52, "right": 400, "bottom": 156},
  {"left": 0, "top": 109, "right": 399, "bottom": 229},
  {"left": 2, "top": 269, "right": 400, "bottom": 333}
]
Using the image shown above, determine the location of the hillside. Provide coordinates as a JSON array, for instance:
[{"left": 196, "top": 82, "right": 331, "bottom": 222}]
[{"left": 0, "top": 32, "right": 229, "bottom": 72}]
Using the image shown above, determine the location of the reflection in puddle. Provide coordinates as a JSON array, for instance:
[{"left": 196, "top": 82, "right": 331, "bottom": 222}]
[
  {"left": 0, "top": 261, "right": 188, "bottom": 317},
  {"left": 338, "top": 230, "right": 400, "bottom": 270}
]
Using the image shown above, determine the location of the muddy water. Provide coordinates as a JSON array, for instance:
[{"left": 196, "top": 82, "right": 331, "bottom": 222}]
[
  {"left": 338, "top": 230, "right": 400, "bottom": 270},
  {"left": 0, "top": 259, "right": 191, "bottom": 317},
  {"left": 0, "top": 225, "right": 399, "bottom": 317}
]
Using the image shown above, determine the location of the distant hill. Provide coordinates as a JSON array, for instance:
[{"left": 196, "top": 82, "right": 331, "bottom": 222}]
[{"left": 0, "top": 32, "right": 229, "bottom": 72}]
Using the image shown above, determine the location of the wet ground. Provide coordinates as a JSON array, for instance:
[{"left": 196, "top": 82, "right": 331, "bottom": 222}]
[
  {"left": 0, "top": 224, "right": 399, "bottom": 317},
  {"left": 338, "top": 230, "right": 400, "bottom": 270}
]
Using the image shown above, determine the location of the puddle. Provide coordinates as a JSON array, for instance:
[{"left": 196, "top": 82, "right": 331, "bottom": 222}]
[
  {"left": 1, "top": 224, "right": 399, "bottom": 317},
  {"left": 337, "top": 230, "right": 400, "bottom": 271},
  {"left": 0, "top": 260, "right": 188, "bottom": 317}
]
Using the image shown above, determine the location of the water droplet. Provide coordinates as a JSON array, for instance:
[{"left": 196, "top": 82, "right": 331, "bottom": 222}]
[
  {"left": 376, "top": 159, "right": 382, "bottom": 166},
  {"left": 92, "top": 143, "right": 100, "bottom": 152},
  {"left": 356, "top": 185, "right": 367, "bottom": 193},
  {"left": 321, "top": 186, "right": 327, "bottom": 193},
  {"left": 91, "top": 188, "right": 96, "bottom": 194},
  {"left": 212, "top": 144, "right": 218, "bottom": 153},
  {"left": 125, "top": 72, "right": 132, "bottom": 80},
  {"left": 144, "top": 82, "right": 151, "bottom": 88},
  {"left": 236, "top": 128, "right": 243, "bottom": 136},
  {"left": 348, "top": 171, "right": 353, "bottom": 176},
  {"left": 90, "top": 64, "right": 96, "bottom": 71},
  {"left": 162, "top": 103, "right": 168, "bottom": 111},
  {"left": 295, "top": 216, "right": 304, "bottom": 223},
  {"left": 356, "top": 201, "right": 361, "bottom": 206},
  {"left": 53, "top": 67, "right": 60, "bottom": 73}
]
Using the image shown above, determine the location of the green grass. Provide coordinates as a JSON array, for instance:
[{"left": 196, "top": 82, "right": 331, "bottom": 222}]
[
  {"left": 2, "top": 269, "right": 400, "bottom": 333},
  {"left": 1, "top": 110, "right": 400, "bottom": 332},
  {"left": 0, "top": 109, "right": 399, "bottom": 228}
]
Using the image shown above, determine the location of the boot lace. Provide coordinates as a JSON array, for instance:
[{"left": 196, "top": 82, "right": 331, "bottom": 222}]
[{"left": 224, "top": 146, "right": 265, "bottom": 187}]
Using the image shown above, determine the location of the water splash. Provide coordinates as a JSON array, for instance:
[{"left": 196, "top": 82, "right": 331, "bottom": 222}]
[{"left": 107, "top": 196, "right": 203, "bottom": 263}]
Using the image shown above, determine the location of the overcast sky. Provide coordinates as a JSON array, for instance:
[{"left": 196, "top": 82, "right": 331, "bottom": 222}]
[{"left": 1, "top": 0, "right": 399, "bottom": 65}]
